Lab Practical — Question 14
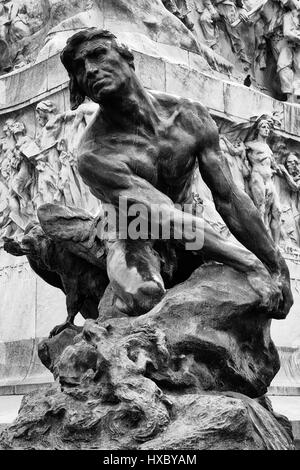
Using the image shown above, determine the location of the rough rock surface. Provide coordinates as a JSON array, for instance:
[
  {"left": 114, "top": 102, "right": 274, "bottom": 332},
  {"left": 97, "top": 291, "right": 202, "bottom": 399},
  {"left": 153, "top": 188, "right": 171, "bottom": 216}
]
[
  {"left": 0, "top": 386, "right": 294, "bottom": 450},
  {"left": 0, "top": 263, "right": 294, "bottom": 450}
]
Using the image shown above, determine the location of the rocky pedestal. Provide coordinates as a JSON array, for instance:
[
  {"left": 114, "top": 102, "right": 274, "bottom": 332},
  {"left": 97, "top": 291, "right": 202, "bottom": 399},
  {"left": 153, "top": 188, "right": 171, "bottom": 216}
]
[{"left": 0, "top": 263, "right": 295, "bottom": 450}]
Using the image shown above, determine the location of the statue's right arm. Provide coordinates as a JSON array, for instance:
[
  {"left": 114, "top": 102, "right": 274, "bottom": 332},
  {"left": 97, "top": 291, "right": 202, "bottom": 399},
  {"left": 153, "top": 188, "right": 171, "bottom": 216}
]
[{"left": 194, "top": 104, "right": 283, "bottom": 275}]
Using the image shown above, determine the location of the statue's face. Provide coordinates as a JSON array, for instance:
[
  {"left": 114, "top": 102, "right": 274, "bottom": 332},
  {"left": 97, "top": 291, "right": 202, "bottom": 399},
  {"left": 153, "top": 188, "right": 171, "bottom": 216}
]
[
  {"left": 258, "top": 121, "right": 270, "bottom": 138},
  {"left": 286, "top": 154, "right": 299, "bottom": 175},
  {"left": 36, "top": 110, "right": 48, "bottom": 127},
  {"left": 72, "top": 38, "right": 132, "bottom": 103},
  {"left": 3, "top": 119, "right": 14, "bottom": 136},
  {"left": 11, "top": 121, "right": 25, "bottom": 135}
]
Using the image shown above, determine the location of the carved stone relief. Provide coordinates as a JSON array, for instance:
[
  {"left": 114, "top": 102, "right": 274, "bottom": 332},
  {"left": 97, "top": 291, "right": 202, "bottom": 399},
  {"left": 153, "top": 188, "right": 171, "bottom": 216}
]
[
  {"left": 0, "top": 98, "right": 100, "bottom": 242},
  {"left": 2, "top": 1, "right": 300, "bottom": 103},
  {"left": 216, "top": 112, "right": 300, "bottom": 253}
]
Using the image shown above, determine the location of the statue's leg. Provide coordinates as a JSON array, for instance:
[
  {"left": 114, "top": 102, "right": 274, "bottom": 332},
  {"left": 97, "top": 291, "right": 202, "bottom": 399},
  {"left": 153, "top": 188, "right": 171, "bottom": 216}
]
[
  {"left": 249, "top": 172, "right": 266, "bottom": 221},
  {"left": 102, "top": 175, "right": 260, "bottom": 275},
  {"left": 106, "top": 239, "right": 165, "bottom": 315},
  {"left": 80, "top": 153, "right": 265, "bottom": 314},
  {"left": 49, "top": 284, "right": 82, "bottom": 338},
  {"left": 269, "top": 188, "right": 282, "bottom": 246}
]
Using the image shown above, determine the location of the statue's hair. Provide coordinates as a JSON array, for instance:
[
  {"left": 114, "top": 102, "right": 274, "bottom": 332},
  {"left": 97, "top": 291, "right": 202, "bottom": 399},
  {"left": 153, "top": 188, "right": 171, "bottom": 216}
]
[{"left": 60, "top": 28, "right": 135, "bottom": 110}]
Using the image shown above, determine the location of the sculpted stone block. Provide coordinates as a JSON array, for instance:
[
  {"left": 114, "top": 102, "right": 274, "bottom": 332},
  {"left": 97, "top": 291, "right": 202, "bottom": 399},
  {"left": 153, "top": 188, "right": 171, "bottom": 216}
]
[
  {"left": 133, "top": 52, "right": 166, "bottom": 92},
  {"left": 165, "top": 62, "right": 225, "bottom": 111},
  {"left": 223, "top": 82, "right": 274, "bottom": 120}
]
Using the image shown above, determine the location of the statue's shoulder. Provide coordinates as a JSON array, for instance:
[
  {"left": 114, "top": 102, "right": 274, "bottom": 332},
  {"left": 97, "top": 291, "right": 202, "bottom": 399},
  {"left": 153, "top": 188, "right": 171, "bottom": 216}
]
[
  {"left": 245, "top": 140, "right": 262, "bottom": 150},
  {"left": 148, "top": 90, "right": 207, "bottom": 112},
  {"left": 79, "top": 107, "right": 103, "bottom": 146},
  {"left": 245, "top": 140, "right": 255, "bottom": 148},
  {"left": 246, "top": 140, "right": 271, "bottom": 151},
  {"left": 148, "top": 90, "right": 210, "bottom": 124},
  {"left": 147, "top": 90, "right": 181, "bottom": 106}
]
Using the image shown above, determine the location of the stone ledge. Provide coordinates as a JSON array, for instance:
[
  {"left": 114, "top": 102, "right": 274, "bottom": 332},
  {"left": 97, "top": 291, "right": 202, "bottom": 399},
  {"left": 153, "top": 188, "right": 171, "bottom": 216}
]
[
  {"left": 269, "top": 387, "right": 300, "bottom": 396},
  {"left": 0, "top": 382, "right": 52, "bottom": 396},
  {"left": 0, "top": 44, "right": 299, "bottom": 143}
]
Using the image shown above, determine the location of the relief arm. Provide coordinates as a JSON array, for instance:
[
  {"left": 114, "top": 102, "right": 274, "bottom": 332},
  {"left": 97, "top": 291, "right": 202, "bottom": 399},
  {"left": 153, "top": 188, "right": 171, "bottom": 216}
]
[{"left": 270, "top": 152, "right": 282, "bottom": 175}]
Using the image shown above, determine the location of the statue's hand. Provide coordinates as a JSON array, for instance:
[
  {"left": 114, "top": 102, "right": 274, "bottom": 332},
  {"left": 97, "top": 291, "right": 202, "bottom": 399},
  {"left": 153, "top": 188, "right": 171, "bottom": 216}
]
[
  {"left": 246, "top": 255, "right": 293, "bottom": 319},
  {"left": 239, "top": 9, "right": 250, "bottom": 24},
  {"left": 277, "top": 164, "right": 287, "bottom": 175}
]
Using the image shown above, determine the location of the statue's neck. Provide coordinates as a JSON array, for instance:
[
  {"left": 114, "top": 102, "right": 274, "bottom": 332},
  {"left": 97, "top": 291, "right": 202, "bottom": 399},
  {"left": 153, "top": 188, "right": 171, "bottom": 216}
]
[
  {"left": 100, "top": 77, "right": 159, "bottom": 133},
  {"left": 256, "top": 135, "right": 268, "bottom": 144}
]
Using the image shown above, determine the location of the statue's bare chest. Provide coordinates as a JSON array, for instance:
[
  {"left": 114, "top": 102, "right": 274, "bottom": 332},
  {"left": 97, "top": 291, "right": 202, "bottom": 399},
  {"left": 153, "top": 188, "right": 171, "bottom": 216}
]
[
  {"left": 246, "top": 141, "right": 273, "bottom": 166},
  {"left": 97, "top": 109, "right": 197, "bottom": 186}
]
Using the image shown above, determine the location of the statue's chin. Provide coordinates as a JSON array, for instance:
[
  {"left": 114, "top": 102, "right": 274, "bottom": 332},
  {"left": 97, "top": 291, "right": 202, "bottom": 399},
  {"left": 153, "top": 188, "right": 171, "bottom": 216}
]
[{"left": 92, "top": 82, "right": 125, "bottom": 105}]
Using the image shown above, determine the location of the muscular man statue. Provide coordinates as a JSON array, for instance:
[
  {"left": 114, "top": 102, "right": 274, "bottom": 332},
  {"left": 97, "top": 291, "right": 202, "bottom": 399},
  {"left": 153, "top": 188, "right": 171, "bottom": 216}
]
[
  {"left": 245, "top": 117, "right": 282, "bottom": 245},
  {"left": 60, "top": 29, "right": 292, "bottom": 318}
]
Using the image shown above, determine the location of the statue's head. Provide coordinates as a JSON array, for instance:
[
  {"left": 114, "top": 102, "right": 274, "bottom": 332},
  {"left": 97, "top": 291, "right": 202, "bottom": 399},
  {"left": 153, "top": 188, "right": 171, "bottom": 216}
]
[
  {"left": 286, "top": 153, "right": 300, "bottom": 176},
  {"left": 257, "top": 119, "right": 271, "bottom": 138},
  {"left": 11, "top": 121, "right": 26, "bottom": 136},
  {"left": 60, "top": 29, "right": 135, "bottom": 110},
  {"left": 3, "top": 119, "right": 14, "bottom": 136},
  {"left": 36, "top": 101, "right": 57, "bottom": 127},
  {"left": 20, "top": 222, "right": 48, "bottom": 260}
]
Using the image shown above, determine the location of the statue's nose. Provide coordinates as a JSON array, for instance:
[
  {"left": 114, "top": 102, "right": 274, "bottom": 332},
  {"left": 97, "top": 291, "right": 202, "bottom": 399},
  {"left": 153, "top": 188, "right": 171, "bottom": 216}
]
[{"left": 85, "top": 59, "right": 98, "bottom": 77}]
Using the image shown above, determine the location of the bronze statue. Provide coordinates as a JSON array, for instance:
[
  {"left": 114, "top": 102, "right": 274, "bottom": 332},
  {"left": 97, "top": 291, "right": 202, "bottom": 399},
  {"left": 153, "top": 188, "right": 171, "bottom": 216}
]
[{"left": 60, "top": 28, "right": 292, "bottom": 318}]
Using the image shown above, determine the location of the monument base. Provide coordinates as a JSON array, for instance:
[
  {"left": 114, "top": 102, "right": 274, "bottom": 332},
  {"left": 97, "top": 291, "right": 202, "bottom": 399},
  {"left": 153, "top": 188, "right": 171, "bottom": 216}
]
[
  {"left": 0, "top": 385, "right": 294, "bottom": 450},
  {"left": 0, "top": 263, "right": 295, "bottom": 450}
]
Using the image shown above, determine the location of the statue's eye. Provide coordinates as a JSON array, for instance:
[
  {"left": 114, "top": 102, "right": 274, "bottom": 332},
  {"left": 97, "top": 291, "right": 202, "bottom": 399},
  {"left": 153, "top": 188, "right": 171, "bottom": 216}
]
[
  {"left": 74, "top": 59, "right": 84, "bottom": 70},
  {"left": 94, "top": 47, "right": 107, "bottom": 57}
]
